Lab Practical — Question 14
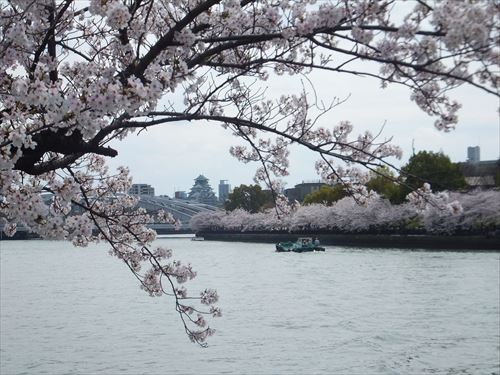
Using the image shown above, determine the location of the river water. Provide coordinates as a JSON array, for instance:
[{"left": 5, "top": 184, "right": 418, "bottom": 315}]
[{"left": 1, "top": 237, "right": 499, "bottom": 375}]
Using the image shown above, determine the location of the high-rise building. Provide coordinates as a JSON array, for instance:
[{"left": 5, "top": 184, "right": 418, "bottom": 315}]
[
  {"left": 284, "top": 181, "right": 326, "bottom": 202},
  {"left": 129, "top": 183, "right": 155, "bottom": 196},
  {"left": 467, "top": 146, "right": 480, "bottom": 163},
  {"left": 188, "top": 175, "right": 218, "bottom": 205},
  {"left": 218, "top": 180, "right": 231, "bottom": 203},
  {"left": 174, "top": 191, "right": 187, "bottom": 199}
]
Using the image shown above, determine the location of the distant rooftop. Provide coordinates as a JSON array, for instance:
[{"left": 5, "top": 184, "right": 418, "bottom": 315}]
[{"left": 194, "top": 175, "right": 209, "bottom": 181}]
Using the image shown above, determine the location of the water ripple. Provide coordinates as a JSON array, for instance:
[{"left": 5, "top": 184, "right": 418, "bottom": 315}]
[{"left": 1, "top": 240, "right": 499, "bottom": 375}]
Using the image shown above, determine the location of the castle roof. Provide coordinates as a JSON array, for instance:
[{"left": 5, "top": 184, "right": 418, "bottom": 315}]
[{"left": 194, "top": 175, "right": 208, "bottom": 182}]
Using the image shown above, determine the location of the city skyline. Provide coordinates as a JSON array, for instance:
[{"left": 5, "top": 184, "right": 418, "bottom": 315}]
[
  {"left": 128, "top": 145, "right": 497, "bottom": 199},
  {"left": 113, "top": 137, "right": 499, "bottom": 198},
  {"left": 108, "top": 68, "right": 499, "bottom": 197}
]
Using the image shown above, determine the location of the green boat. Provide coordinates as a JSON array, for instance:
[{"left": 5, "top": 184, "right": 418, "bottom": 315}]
[{"left": 275, "top": 237, "right": 325, "bottom": 253}]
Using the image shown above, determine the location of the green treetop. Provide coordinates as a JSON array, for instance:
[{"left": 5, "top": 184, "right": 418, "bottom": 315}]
[
  {"left": 224, "top": 184, "right": 269, "bottom": 213},
  {"left": 302, "top": 184, "right": 347, "bottom": 206},
  {"left": 365, "top": 166, "right": 403, "bottom": 204},
  {"left": 400, "top": 151, "right": 466, "bottom": 194}
]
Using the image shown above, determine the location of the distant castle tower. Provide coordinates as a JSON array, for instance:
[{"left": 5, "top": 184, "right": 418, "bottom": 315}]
[{"left": 188, "top": 175, "right": 217, "bottom": 205}]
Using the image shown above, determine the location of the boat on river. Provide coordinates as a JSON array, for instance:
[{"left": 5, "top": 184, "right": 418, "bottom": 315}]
[{"left": 275, "top": 237, "right": 325, "bottom": 253}]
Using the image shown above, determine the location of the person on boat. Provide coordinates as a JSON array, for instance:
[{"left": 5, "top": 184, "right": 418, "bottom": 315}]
[{"left": 313, "top": 237, "right": 320, "bottom": 246}]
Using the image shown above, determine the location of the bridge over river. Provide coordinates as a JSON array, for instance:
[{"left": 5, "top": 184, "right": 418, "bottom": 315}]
[
  {"left": 137, "top": 196, "right": 220, "bottom": 232},
  {"left": 1, "top": 197, "right": 220, "bottom": 239}
]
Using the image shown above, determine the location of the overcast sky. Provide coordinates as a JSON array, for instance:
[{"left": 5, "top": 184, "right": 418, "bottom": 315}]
[{"left": 108, "top": 67, "right": 499, "bottom": 197}]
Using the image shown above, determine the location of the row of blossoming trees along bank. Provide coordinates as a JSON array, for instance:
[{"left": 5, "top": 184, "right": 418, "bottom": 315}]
[
  {"left": 196, "top": 151, "right": 500, "bottom": 237},
  {"left": 191, "top": 189, "right": 500, "bottom": 237}
]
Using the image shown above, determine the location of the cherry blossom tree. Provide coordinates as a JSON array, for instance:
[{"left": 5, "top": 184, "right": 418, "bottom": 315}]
[
  {"left": 191, "top": 190, "right": 500, "bottom": 235},
  {"left": 1, "top": 0, "right": 498, "bottom": 344}
]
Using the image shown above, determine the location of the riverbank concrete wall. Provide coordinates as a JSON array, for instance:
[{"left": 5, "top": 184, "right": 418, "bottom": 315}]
[{"left": 196, "top": 232, "right": 500, "bottom": 251}]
